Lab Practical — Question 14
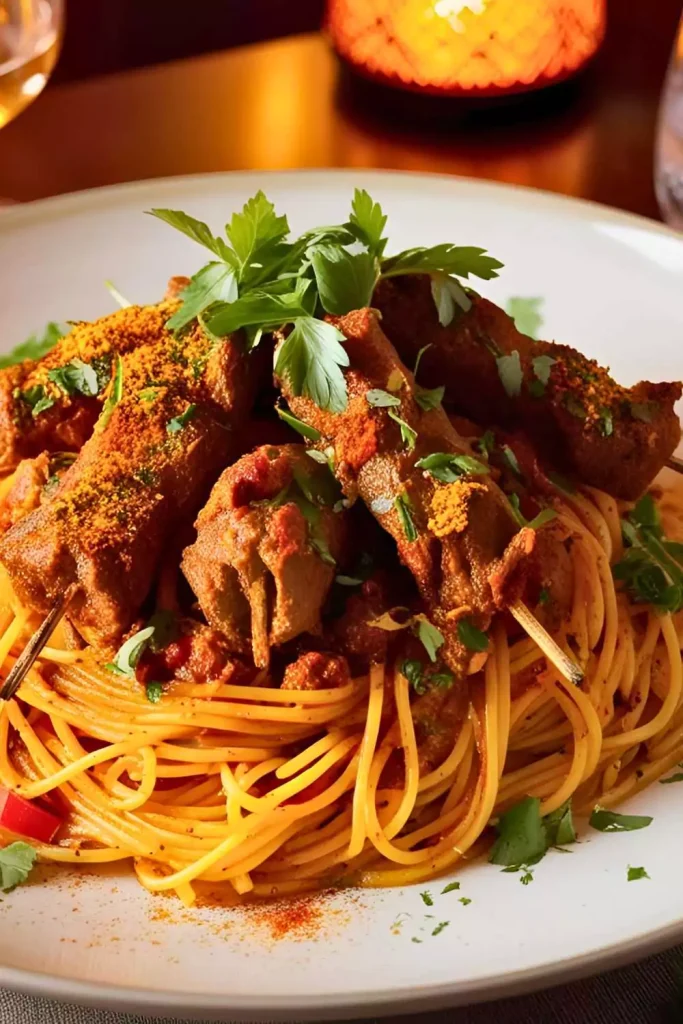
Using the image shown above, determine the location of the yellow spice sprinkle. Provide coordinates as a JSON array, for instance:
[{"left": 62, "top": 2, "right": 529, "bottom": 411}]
[{"left": 428, "top": 480, "right": 487, "bottom": 538}]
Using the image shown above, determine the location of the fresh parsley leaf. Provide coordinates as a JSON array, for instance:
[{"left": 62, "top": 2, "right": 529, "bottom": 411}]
[
  {"left": 441, "top": 881, "right": 460, "bottom": 894},
  {"left": 414, "top": 386, "right": 445, "bottom": 411},
  {"left": 166, "top": 263, "right": 238, "bottom": 333},
  {"left": 225, "top": 190, "right": 290, "bottom": 284},
  {"left": 0, "top": 322, "right": 67, "bottom": 369},
  {"left": 476, "top": 430, "right": 496, "bottom": 460},
  {"left": 497, "top": 351, "right": 523, "bottom": 398},
  {"left": 0, "top": 841, "right": 37, "bottom": 892},
  {"left": 505, "top": 296, "right": 544, "bottom": 339},
  {"left": 430, "top": 272, "right": 471, "bottom": 326},
  {"left": 276, "top": 406, "right": 322, "bottom": 441},
  {"left": 420, "top": 890, "right": 434, "bottom": 906},
  {"left": 401, "top": 659, "right": 425, "bottom": 694},
  {"left": 660, "top": 770, "right": 683, "bottom": 784},
  {"left": 207, "top": 289, "right": 310, "bottom": 338},
  {"left": 310, "top": 245, "right": 377, "bottom": 315},
  {"left": 113, "top": 626, "right": 155, "bottom": 678},
  {"left": 599, "top": 408, "right": 614, "bottom": 438},
  {"left": 98, "top": 355, "right": 123, "bottom": 431},
  {"left": 414, "top": 617, "right": 444, "bottom": 662},
  {"left": 366, "top": 389, "right": 401, "bottom": 408},
  {"left": 146, "top": 681, "right": 163, "bottom": 704},
  {"left": 544, "top": 800, "right": 576, "bottom": 847},
  {"left": 490, "top": 797, "right": 547, "bottom": 866},
  {"left": 415, "top": 452, "right": 489, "bottom": 483},
  {"left": 48, "top": 358, "right": 99, "bottom": 398},
  {"left": 381, "top": 244, "right": 503, "bottom": 282},
  {"left": 387, "top": 409, "right": 417, "bottom": 451},
  {"left": 346, "top": 188, "right": 388, "bottom": 257},
  {"left": 104, "top": 280, "right": 131, "bottom": 308},
  {"left": 531, "top": 355, "right": 555, "bottom": 386},
  {"left": 431, "top": 921, "right": 449, "bottom": 936},
  {"left": 520, "top": 870, "right": 534, "bottom": 885},
  {"left": 589, "top": 807, "right": 653, "bottom": 832},
  {"left": 19, "top": 385, "right": 55, "bottom": 419},
  {"left": 394, "top": 492, "right": 417, "bottom": 542},
  {"left": 459, "top": 897, "right": 472, "bottom": 906},
  {"left": 167, "top": 403, "right": 197, "bottom": 434},
  {"left": 275, "top": 317, "right": 349, "bottom": 413},
  {"left": 613, "top": 497, "right": 683, "bottom": 613},
  {"left": 627, "top": 865, "right": 650, "bottom": 881},
  {"left": 147, "top": 208, "right": 234, "bottom": 262},
  {"left": 457, "top": 618, "right": 489, "bottom": 652}
]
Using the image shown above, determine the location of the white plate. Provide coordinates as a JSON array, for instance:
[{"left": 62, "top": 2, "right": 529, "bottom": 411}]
[{"left": 0, "top": 170, "right": 682, "bottom": 1022}]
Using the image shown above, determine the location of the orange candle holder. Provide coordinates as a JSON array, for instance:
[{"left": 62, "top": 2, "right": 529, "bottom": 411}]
[{"left": 326, "top": 1, "right": 607, "bottom": 97}]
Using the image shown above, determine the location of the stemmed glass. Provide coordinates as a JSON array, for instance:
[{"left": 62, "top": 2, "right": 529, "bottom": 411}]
[
  {"left": 655, "top": 10, "right": 683, "bottom": 229},
  {"left": 0, "top": 0, "right": 63, "bottom": 130}
]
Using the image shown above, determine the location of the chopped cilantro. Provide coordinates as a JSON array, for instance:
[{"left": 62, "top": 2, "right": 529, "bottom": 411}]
[
  {"left": 491, "top": 797, "right": 577, "bottom": 870},
  {"left": 589, "top": 807, "right": 653, "bottom": 832},
  {"left": 457, "top": 619, "right": 489, "bottom": 652},
  {"left": 627, "top": 865, "right": 650, "bottom": 882},
  {"left": 146, "top": 681, "right": 163, "bottom": 704},
  {"left": 496, "top": 351, "right": 523, "bottom": 398},
  {"left": 395, "top": 492, "right": 417, "bottom": 542},
  {"left": 420, "top": 890, "right": 434, "bottom": 907},
  {"left": 276, "top": 406, "right": 322, "bottom": 441},
  {"left": 366, "top": 389, "right": 401, "bottom": 408},
  {"left": 19, "top": 385, "right": 55, "bottom": 419},
  {"left": 167, "top": 403, "right": 197, "bottom": 434},
  {"left": 387, "top": 409, "right": 417, "bottom": 451},
  {"left": 505, "top": 296, "right": 544, "bottom": 339},
  {"left": 414, "top": 386, "right": 445, "bottom": 411},
  {"left": 414, "top": 616, "right": 445, "bottom": 662},
  {"left": 98, "top": 355, "right": 123, "bottom": 431},
  {"left": 48, "top": 358, "right": 99, "bottom": 398},
  {"left": 441, "top": 881, "right": 460, "bottom": 894},
  {"left": 0, "top": 842, "right": 37, "bottom": 892},
  {"left": 415, "top": 452, "right": 489, "bottom": 483},
  {"left": 431, "top": 921, "right": 450, "bottom": 937},
  {"left": 459, "top": 897, "right": 472, "bottom": 906}
]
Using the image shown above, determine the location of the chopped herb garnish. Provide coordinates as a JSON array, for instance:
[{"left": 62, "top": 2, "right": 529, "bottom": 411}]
[
  {"left": 413, "top": 344, "right": 431, "bottom": 379},
  {"left": 48, "top": 358, "right": 99, "bottom": 398},
  {"left": 520, "top": 871, "right": 534, "bottom": 886},
  {"left": 0, "top": 842, "right": 37, "bottom": 893},
  {"left": 420, "top": 891, "right": 434, "bottom": 907},
  {"left": 415, "top": 452, "right": 489, "bottom": 483},
  {"left": 395, "top": 492, "right": 418, "bottom": 542},
  {"left": 414, "top": 386, "right": 445, "bottom": 411},
  {"left": 19, "top": 385, "right": 55, "bottom": 419},
  {"left": 507, "top": 494, "right": 557, "bottom": 531},
  {"left": 98, "top": 355, "right": 123, "bottom": 431},
  {"left": 366, "top": 389, "right": 401, "bottom": 408},
  {"left": 612, "top": 494, "right": 683, "bottom": 613},
  {"left": 401, "top": 659, "right": 426, "bottom": 694},
  {"left": 146, "top": 609, "right": 179, "bottom": 653},
  {"left": 531, "top": 354, "right": 555, "bottom": 386},
  {"left": 599, "top": 408, "right": 614, "bottom": 438},
  {"left": 500, "top": 444, "right": 522, "bottom": 478},
  {"left": 276, "top": 406, "right": 322, "bottom": 442},
  {"left": 490, "top": 797, "right": 577, "bottom": 869},
  {"left": 431, "top": 669, "right": 455, "bottom": 688},
  {"left": 660, "top": 768, "right": 683, "bottom": 784},
  {"left": 138, "top": 387, "right": 161, "bottom": 404},
  {"left": 415, "top": 616, "right": 445, "bottom": 662},
  {"left": 476, "top": 430, "right": 496, "bottom": 460},
  {"left": 441, "top": 881, "right": 461, "bottom": 894},
  {"left": 589, "top": 807, "right": 653, "bottom": 833},
  {"left": 430, "top": 272, "right": 471, "bottom": 326},
  {"left": 505, "top": 296, "right": 544, "bottom": 339},
  {"left": 627, "top": 865, "right": 650, "bottom": 882},
  {"left": 112, "top": 626, "right": 155, "bottom": 678},
  {"left": 496, "top": 350, "right": 523, "bottom": 398},
  {"left": 1, "top": 322, "right": 67, "bottom": 370},
  {"left": 411, "top": 937, "right": 423, "bottom": 944},
  {"left": 167, "top": 403, "right": 197, "bottom": 434},
  {"left": 146, "top": 681, "right": 163, "bottom": 704},
  {"left": 387, "top": 409, "right": 417, "bottom": 451},
  {"left": 459, "top": 897, "right": 472, "bottom": 906},
  {"left": 431, "top": 921, "right": 450, "bottom": 937},
  {"left": 457, "top": 618, "right": 489, "bottom": 652}
]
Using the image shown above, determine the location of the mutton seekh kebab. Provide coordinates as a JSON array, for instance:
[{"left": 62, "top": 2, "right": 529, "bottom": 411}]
[{"left": 0, "top": 189, "right": 681, "bottom": 906}]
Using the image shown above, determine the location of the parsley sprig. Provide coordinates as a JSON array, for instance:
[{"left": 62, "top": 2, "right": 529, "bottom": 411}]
[
  {"left": 612, "top": 494, "right": 683, "bottom": 613},
  {"left": 150, "top": 188, "right": 502, "bottom": 413}
]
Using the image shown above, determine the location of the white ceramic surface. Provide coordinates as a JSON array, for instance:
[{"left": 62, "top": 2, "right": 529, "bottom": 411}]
[{"left": 0, "top": 170, "right": 682, "bottom": 1022}]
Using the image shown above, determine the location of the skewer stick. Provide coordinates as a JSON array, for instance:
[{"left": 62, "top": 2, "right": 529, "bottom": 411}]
[
  {"left": 667, "top": 455, "right": 683, "bottom": 476},
  {"left": 510, "top": 600, "right": 584, "bottom": 686},
  {"left": 0, "top": 585, "right": 77, "bottom": 702}
]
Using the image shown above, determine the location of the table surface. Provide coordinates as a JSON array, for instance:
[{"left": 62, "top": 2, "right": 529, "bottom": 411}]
[{"left": 1, "top": 7, "right": 682, "bottom": 215}]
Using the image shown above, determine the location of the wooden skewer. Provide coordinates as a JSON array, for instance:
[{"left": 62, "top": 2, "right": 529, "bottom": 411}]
[
  {"left": 510, "top": 599, "right": 584, "bottom": 686},
  {"left": 0, "top": 585, "right": 77, "bottom": 702},
  {"left": 667, "top": 455, "right": 683, "bottom": 475}
]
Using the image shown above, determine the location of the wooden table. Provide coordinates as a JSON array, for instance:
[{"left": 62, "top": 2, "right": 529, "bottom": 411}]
[{"left": 1, "top": 7, "right": 681, "bottom": 217}]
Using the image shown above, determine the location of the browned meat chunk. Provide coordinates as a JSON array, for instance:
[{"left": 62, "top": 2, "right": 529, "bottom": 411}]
[
  {"left": 279, "top": 308, "right": 535, "bottom": 678},
  {"left": 0, "top": 301, "right": 181, "bottom": 474},
  {"left": 182, "top": 444, "right": 348, "bottom": 668},
  {"left": 373, "top": 275, "right": 681, "bottom": 500},
  {"left": 281, "top": 651, "right": 351, "bottom": 691},
  {"left": 0, "top": 316, "right": 261, "bottom": 649}
]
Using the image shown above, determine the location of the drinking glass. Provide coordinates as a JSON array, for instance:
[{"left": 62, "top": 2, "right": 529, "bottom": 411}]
[
  {"left": 655, "top": 10, "right": 683, "bottom": 229},
  {"left": 0, "top": 0, "right": 63, "bottom": 129}
]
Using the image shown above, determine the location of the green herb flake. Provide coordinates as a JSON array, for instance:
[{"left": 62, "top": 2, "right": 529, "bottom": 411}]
[
  {"left": 505, "top": 296, "right": 544, "bottom": 340},
  {"left": 490, "top": 797, "right": 547, "bottom": 867},
  {"left": 366, "top": 389, "right": 401, "bottom": 408},
  {"left": 420, "top": 890, "right": 434, "bottom": 907},
  {"left": 627, "top": 865, "right": 650, "bottom": 882},
  {"left": 520, "top": 871, "right": 534, "bottom": 886},
  {"left": 500, "top": 444, "right": 522, "bottom": 478},
  {"left": 112, "top": 626, "right": 155, "bottom": 678},
  {"left": 660, "top": 770, "right": 683, "bottom": 785},
  {"left": 98, "top": 355, "right": 124, "bottom": 431},
  {"left": 415, "top": 452, "right": 489, "bottom": 483},
  {"left": 275, "top": 317, "right": 349, "bottom": 414},
  {"left": 441, "top": 881, "right": 460, "bottom": 894},
  {"left": 167, "top": 403, "right": 197, "bottom": 435},
  {"left": 457, "top": 618, "right": 489, "bottom": 653},
  {"left": 411, "top": 937, "right": 423, "bottom": 944},
  {"left": 146, "top": 681, "right": 163, "bottom": 704},
  {"left": 0, "top": 322, "right": 68, "bottom": 370},
  {"left": 431, "top": 921, "right": 450, "bottom": 937},
  {"left": 531, "top": 354, "right": 555, "bottom": 386},
  {"left": 387, "top": 409, "right": 417, "bottom": 451},
  {"left": 414, "top": 617, "right": 445, "bottom": 662},
  {"left": 19, "top": 385, "right": 55, "bottom": 419},
  {"left": 414, "top": 386, "right": 445, "bottom": 411},
  {"left": 401, "top": 659, "right": 426, "bottom": 694},
  {"left": 430, "top": 272, "right": 471, "bottom": 326},
  {"left": 276, "top": 406, "right": 322, "bottom": 442},
  {"left": 496, "top": 351, "right": 523, "bottom": 398},
  {"left": 48, "top": 358, "right": 99, "bottom": 398},
  {"left": 395, "top": 492, "right": 418, "bottom": 542},
  {"left": 476, "top": 430, "right": 496, "bottom": 460},
  {"left": 413, "top": 344, "right": 432, "bottom": 380},
  {"left": 599, "top": 408, "right": 614, "bottom": 438},
  {"left": 589, "top": 808, "right": 653, "bottom": 833},
  {"left": 0, "top": 841, "right": 37, "bottom": 892},
  {"left": 459, "top": 897, "right": 472, "bottom": 906}
]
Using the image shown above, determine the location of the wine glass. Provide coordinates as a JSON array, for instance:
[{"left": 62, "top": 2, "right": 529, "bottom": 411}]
[
  {"left": 655, "top": 9, "right": 683, "bottom": 229},
  {"left": 0, "top": 0, "right": 63, "bottom": 130}
]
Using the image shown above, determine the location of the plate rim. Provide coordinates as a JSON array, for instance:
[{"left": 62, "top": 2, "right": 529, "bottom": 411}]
[{"left": 1, "top": 167, "right": 682, "bottom": 1019}]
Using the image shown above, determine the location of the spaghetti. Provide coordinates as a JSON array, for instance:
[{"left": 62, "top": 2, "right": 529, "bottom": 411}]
[{"left": 0, "top": 484, "right": 681, "bottom": 905}]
